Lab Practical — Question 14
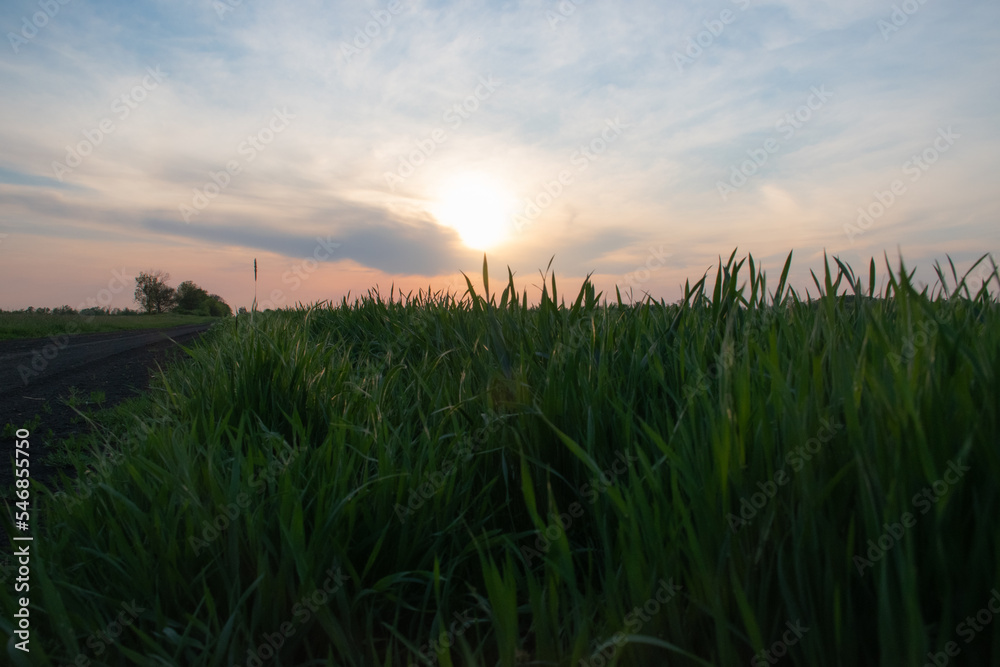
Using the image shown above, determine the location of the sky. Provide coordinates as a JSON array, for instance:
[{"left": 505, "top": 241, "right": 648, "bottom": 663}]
[{"left": 1, "top": 0, "right": 998, "bottom": 311}]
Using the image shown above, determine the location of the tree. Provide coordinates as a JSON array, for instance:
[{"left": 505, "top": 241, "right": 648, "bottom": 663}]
[
  {"left": 173, "top": 281, "right": 232, "bottom": 317},
  {"left": 134, "top": 271, "right": 176, "bottom": 314},
  {"left": 207, "top": 294, "right": 232, "bottom": 317},
  {"left": 175, "top": 281, "right": 211, "bottom": 312}
]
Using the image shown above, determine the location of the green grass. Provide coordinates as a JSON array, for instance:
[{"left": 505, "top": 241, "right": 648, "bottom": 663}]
[
  {"left": 36, "top": 392, "right": 145, "bottom": 471},
  {"left": 1, "top": 250, "right": 998, "bottom": 666},
  {"left": 0, "top": 313, "right": 220, "bottom": 341}
]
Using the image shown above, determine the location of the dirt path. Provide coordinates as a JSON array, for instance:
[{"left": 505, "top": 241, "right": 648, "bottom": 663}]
[{"left": 0, "top": 323, "right": 212, "bottom": 493}]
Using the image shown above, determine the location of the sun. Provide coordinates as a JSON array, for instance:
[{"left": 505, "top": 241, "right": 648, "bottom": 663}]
[{"left": 430, "top": 173, "right": 514, "bottom": 250}]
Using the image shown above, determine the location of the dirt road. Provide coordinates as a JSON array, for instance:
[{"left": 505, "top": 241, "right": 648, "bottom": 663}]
[{"left": 0, "top": 323, "right": 212, "bottom": 493}]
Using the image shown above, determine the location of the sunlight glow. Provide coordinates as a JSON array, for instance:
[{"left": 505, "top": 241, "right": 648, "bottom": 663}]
[{"left": 430, "top": 173, "right": 514, "bottom": 250}]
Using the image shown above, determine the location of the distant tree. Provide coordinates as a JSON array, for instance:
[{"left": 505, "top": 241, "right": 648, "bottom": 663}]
[
  {"left": 134, "top": 271, "right": 176, "bottom": 314},
  {"left": 173, "top": 281, "right": 232, "bottom": 317},
  {"left": 175, "top": 281, "right": 211, "bottom": 312},
  {"left": 207, "top": 294, "right": 232, "bottom": 317},
  {"left": 52, "top": 305, "right": 76, "bottom": 315}
]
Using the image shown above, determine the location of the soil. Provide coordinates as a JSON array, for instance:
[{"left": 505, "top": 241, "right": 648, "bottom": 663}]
[{"left": 0, "top": 324, "right": 211, "bottom": 495}]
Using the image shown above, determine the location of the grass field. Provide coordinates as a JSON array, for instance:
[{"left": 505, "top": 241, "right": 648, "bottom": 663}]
[
  {"left": 2, "top": 251, "right": 999, "bottom": 666},
  {"left": 0, "top": 313, "right": 220, "bottom": 341}
]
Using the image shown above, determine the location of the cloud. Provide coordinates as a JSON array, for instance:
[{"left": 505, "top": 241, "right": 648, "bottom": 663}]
[
  {"left": 140, "top": 208, "right": 475, "bottom": 277},
  {"left": 0, "top": 166, "right": 81, "bottom": 190},
  {"left": 0, "top": 0, "right": 997, "bottom": 306}
]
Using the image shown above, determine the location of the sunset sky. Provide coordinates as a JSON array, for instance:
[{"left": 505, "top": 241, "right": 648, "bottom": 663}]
[{"left": 1, "top": 0, "right": 997, "bottom": 311}]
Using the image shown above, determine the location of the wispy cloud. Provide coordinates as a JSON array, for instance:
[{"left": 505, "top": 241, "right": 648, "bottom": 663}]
[{"left": 1, "top": 0, "right": 997, "bottom": 307}]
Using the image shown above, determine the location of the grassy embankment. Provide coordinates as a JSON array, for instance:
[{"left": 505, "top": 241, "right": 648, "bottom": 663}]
[
  {"left": 1, "top": 251, "right": 998, "bottom": 666},
  {"left": 0, "top": 313, "right": 219, "bottom": 341}
]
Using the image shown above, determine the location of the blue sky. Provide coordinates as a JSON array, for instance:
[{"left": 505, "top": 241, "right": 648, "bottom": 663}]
[{"left": 1, "top": 0, "right": 998, "bottom": 309}]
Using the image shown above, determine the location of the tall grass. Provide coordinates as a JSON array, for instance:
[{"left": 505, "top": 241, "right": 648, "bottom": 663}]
[{"left": 2, "top": 251, "right": 998, "bottom": 666}]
